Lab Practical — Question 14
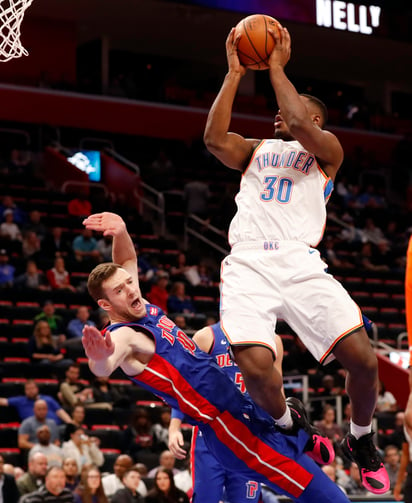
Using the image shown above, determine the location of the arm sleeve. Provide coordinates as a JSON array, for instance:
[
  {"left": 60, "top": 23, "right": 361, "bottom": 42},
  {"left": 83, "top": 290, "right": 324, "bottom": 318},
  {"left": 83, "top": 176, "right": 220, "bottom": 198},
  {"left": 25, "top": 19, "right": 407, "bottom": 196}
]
[{"left": 171, "top": 408, "right": 185, "bottom": 421}]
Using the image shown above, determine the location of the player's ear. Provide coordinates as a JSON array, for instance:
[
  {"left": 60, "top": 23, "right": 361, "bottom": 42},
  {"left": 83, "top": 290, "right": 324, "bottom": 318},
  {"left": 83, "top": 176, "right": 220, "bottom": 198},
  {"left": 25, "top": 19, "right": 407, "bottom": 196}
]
[
  {"left": 312, "top": 113, "right": 322, "bottom": 127},
  {"left": 97, "top": 298, "right": 111, "bottom": 311}
]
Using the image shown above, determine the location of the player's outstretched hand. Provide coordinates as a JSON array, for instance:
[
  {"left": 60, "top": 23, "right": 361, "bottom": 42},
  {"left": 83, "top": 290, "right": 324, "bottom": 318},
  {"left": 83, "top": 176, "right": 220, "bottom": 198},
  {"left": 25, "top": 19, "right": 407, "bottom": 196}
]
[
  {"left": 169, "top": 430, "right": 187, "bottom": 459},
  {"left": 82, "top": 325, "right": 115, "bottom": 361},
  {"left": 83, "top": 212, "right": 126, "bottom": 237},
  {"left": 268, "top": 24, "right": 291, "bottom": 70}
]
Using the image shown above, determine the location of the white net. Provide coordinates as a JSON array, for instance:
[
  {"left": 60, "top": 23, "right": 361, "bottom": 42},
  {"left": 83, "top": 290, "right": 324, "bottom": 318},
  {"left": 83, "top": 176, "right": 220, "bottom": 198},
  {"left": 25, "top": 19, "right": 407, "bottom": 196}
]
[{"left": 0, "top": 0, "right": 33, "bottom": 62}]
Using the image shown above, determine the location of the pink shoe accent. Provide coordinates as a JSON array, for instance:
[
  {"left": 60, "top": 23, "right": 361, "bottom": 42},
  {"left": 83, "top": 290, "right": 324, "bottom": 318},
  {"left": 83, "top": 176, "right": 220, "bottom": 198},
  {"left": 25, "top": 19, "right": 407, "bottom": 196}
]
[
  {"left": 361, "top": 466, "right": 390, "bottom": 494},
  {"left": 306, "top": 435, "right": 335, "bottom": 465}
]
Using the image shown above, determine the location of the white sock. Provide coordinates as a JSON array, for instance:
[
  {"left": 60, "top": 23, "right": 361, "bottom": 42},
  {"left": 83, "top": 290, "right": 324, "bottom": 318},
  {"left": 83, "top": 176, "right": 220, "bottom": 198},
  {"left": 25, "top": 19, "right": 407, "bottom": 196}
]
[
  {"left": 274, "top": 407, "right": 293, "bottom": 429},
  {"left": 350, "top": 420, "right": 372, "bottom": 440}
]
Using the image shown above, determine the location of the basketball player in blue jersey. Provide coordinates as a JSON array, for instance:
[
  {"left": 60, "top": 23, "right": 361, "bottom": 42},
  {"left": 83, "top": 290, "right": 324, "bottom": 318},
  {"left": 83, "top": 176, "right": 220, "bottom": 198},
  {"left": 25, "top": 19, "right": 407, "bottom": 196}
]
[
  {"left": 81, "top": 212, "right": 349, "bottom": 503},
  {"left": 203, "top": 23, "right": 389, "bottom": 494},
  {"left": 168, "top": 323, "right": 283, "bottom": 503}
]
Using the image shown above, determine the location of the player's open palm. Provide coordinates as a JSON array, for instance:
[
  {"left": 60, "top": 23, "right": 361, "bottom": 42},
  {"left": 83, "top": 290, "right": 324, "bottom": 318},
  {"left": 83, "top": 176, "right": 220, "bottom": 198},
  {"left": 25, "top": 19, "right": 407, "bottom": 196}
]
[
  {"left": 83, "top": 212, "right": 126, "bottom": 237},
  {"left": 82, "top": 325, "right": 115, "bottom": 361}
]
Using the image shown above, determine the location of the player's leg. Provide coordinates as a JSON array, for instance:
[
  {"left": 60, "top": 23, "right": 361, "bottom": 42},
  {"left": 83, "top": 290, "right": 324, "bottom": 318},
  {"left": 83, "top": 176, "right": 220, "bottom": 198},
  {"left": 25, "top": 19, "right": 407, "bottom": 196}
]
[
  {"left": 232, "top": 345, "right": 286, "bottom": 421},
  {"left": 191, "top": 434, "right": 226, "bottom": 503},
  {"left": 225, "top": 473, "right": 261, "bottom": 503},
  {"left": 334, "top": 330, "right": 389, "bottom": 494}
]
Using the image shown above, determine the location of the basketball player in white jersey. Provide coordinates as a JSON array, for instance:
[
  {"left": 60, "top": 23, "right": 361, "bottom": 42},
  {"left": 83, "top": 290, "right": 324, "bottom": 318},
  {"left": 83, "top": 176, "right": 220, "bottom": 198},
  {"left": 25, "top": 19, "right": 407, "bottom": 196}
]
[{"left": 203, "top": 23, "right": 389, "bottom": 494}]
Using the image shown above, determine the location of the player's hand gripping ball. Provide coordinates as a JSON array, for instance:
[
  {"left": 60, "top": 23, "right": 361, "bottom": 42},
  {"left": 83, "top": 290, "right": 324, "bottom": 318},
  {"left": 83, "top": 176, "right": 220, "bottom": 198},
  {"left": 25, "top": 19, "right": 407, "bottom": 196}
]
[{"left": 235, "top": 14, "right": 281, "bottom": 70}]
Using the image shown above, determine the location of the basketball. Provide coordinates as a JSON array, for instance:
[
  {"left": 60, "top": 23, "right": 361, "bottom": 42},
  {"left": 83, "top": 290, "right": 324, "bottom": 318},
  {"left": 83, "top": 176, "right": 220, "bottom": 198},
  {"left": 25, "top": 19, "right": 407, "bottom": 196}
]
[{"left": 234, "top": 14, "right": 280, "bottom": 70}]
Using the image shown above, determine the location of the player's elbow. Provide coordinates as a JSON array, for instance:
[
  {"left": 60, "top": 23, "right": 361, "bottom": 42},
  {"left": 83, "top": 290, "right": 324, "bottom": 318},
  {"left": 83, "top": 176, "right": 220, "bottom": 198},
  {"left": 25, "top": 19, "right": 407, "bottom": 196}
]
[{"left": 203, "top": 130, "right": 219, "bottom": 153}]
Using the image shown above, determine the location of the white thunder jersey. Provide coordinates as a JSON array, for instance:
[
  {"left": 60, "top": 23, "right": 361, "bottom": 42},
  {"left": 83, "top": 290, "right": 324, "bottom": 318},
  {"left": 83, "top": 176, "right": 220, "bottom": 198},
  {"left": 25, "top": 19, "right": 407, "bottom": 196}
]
[{"left": 228, "top": 139, "right": 334, "bottom": 248}]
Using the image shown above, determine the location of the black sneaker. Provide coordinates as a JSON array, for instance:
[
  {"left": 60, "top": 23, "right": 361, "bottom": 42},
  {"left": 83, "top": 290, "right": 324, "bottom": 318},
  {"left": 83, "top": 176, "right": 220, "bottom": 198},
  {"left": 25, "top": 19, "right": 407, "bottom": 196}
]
[
  {"left": 340, "top": 432, "right": 389, "bottom": 494},
  {"left": 285, "top": 397, "right": 335, "bottom": 465}
]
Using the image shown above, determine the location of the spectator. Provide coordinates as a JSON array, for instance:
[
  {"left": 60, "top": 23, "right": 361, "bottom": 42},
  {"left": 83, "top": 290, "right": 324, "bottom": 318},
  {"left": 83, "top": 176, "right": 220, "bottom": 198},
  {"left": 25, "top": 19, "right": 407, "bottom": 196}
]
[
  {"left": 62, "top": 458, "right": 79, "bottom": 492},
  {"left": 146, "top": 271, "right": 170, "bottom": 313},
  {"left": 314, "top": 405, "right": 344, "bottom": 447},
  {"left": 111, "top": 467, "right": 145, "bottom": 503},
  {"left": 28, "top": 424, "right": 64, "bottom": 468},
  {"left": 22, "top": 230, "right": 42, "bottom": 260},
  {"left": 197, "top": 263, "right": 214, "bottom": 286},
  {"left": 183, "top": 178, "right": 210, "bottom": 220},
  {"left": 0, "top": 379, "right": 72, "bottom": 425},
  {"left": 380, "top": 411, "right": 405, "bottom": 450},
  {"left": 14, "top": 259, "right": 49, "bottom": 290},
  {"left": 0, "top": 248, "right": 15, "bottom": 287},
  {"left": 16, "top": 452, "right": 48, "bottom": 497},
  {"left": 147, "top": 450, "right": 181, "bottom": 478},
  {"left": 91, "top": 375, "right": 129, "bottom": 409},
  {"left": 0, "top": 453, "right": 19, "bottom": 503},
  {"left": 152, "top": 408, "right": 172, "bottom": 452},
  {"left": 41, "top": 227, "right": 72, "bottom": 260},
  {"left": 3, "top": 463, "right": 24, "bottom": 481},
  {"left": 28, "top": 320, "right": 71, "bottom": 369},
  {"left": 18, "top": 399, "right": 60, "bottom": 451},
  {"left": 341, "top": 461, "right": 369, "bottom": 496},
  {"left": 21, "top": 465, "right": 74, "bottom": 503},
  {"left": 0, "top": 195, "right": 26, "bottom": 225},
  {"left": 66, "top": 306, "right": 96, "bottom": 341},
  {"left": 145, "top": 468, "right": 189, "bottom": 503},
  {"left": 376, "top": 381, "right": 398, "bottom": 413},
  {"left": 33, "top": 300, "right": 66, "bottom": 336},
  {"left": 68, "top": 193, "right": 93, "bottom": 219},
  {"left": 46, "top": 257, "right": 76, "bottom": 292},
  {"left": 9, "top": 148, "right": 33, "bottom": 177},
  {"left": 70, "top": 404, "right": 86, "bottom": 429},
  {"left": 0, "top": 208, "right": 22, "bottom": 241},
  {"left": 58, "top": 364, "right": 93, "bottom": 411},
  {"left": 171, "top": 314, "right": 187, "bottom": 331},
  {"left": 102, "top": 454, "right": 147, "bottom": 500},
  {"left": 169, "top": 252, "right": 200, "bottom": 286},
  {"left": 96, "top": 234, "right": 113, "bottom": 262},
  {"left": 173, "top": 457, "right": 192, "bottom": 494},
  {"left": 73, "top": 464, "right": 107, "bottom": 503},
  {"left": 383, "top": 445, "right": 400, "bottom": 491},
  {"left": 72, "top": 228, "right": 100, "bottom": 264},
  {"left": 358, "top": 242, "right": 390, "bottom": 272},
  {"left": 362, "top": 217, "right": 386, "bottom": 244},
  {"left": 61, "top": 426, "right": 104, "bottom": 473},
  {"left": 167, "top": 282, "right": 195, "bottom": 315},
  {"left": 122, "top": 407, "right": 157, "bottom": 463},
  {"left": 23, "top": 210, "right": 47, "bottom": 241},
  {"left": 357, "top": 184, "right": 386, "bottom": 209}
]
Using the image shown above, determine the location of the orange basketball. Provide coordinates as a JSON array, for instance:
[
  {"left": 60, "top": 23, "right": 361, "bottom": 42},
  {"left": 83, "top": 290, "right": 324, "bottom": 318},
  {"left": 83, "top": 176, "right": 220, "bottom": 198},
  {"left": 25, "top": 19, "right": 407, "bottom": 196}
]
[{"left": 234, "top": 14, "right": 280, "bottom": 70}]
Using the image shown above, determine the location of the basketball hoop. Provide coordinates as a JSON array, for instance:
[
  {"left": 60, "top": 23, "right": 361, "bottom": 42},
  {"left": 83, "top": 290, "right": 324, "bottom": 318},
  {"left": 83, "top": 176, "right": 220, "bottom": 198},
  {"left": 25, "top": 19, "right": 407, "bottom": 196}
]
[{"left": 0, "top": 0, "right": 33, "bottom": 62}]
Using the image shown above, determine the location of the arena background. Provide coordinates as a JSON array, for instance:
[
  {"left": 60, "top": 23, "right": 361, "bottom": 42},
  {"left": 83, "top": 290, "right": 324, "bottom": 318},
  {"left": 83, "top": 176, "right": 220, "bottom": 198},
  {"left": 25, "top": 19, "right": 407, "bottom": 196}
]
[{"left": 0, "top": 1, "right": 410, "bottom": 501}]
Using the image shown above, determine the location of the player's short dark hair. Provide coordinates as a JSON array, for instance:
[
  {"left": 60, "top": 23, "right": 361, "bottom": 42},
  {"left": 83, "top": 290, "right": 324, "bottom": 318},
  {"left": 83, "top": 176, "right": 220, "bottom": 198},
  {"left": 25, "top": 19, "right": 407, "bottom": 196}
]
[
  {"left": 300, "top": 94, "right": 328, "bottom": 126},
  {"left": 87, "top": 262, "right": 123, "bottom": 301}
]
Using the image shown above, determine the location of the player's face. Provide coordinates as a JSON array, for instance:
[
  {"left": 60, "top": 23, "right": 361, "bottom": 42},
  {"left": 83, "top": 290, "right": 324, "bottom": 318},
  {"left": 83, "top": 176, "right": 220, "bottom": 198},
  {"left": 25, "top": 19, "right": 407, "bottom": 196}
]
[{"left": 101, "top": 268, "right": 146, "bottom": 321}]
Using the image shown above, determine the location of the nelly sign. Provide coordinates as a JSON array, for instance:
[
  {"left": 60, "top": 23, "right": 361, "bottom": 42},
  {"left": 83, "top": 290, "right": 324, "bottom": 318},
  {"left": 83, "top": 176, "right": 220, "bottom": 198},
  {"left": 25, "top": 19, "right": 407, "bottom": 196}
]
[{"left": 316, "top": 0, "right": 381, "bottom": 35}]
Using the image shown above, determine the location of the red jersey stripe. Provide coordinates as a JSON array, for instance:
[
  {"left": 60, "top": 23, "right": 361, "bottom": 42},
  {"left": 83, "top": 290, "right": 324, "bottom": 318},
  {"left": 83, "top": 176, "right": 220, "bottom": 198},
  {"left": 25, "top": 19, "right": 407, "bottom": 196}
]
[
  {"left": 135, "top": 354, "right": 221, "bottom": 422},
  {"left": 210, "top": 411, "right": 313, "bottom": 498}
]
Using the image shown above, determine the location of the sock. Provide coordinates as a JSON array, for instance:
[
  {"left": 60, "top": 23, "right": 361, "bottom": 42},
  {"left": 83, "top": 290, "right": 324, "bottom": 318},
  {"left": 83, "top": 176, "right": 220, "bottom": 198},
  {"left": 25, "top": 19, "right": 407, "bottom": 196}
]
[
  {"left": 274, "top": 407, "right": 293, "bottom": 429},
  {"left": 350, "top": 420, "right": 372, "bottom": 439}
]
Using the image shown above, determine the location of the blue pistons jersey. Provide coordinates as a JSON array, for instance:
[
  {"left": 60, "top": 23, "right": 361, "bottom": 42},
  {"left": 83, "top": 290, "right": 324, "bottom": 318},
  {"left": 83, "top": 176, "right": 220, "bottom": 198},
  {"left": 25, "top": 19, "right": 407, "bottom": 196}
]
[{"left": 106, "top": 305, "right": 350, "bottom": 503}]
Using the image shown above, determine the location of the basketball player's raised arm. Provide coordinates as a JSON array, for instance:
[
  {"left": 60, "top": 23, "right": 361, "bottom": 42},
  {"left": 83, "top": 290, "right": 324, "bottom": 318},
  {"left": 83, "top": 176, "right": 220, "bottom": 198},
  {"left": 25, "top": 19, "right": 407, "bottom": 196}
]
[
  {"left": 83, "top": 212, "right": 138, "bottom": 280},
  {"left": 82, "top": 324, "right": 134, "bottom": 377},
  {"left": 267, "top": 26, "right": 343, "bottom": 177},
  {"left": 204, "top": 28, "right": 259, "bottom": 171}
]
